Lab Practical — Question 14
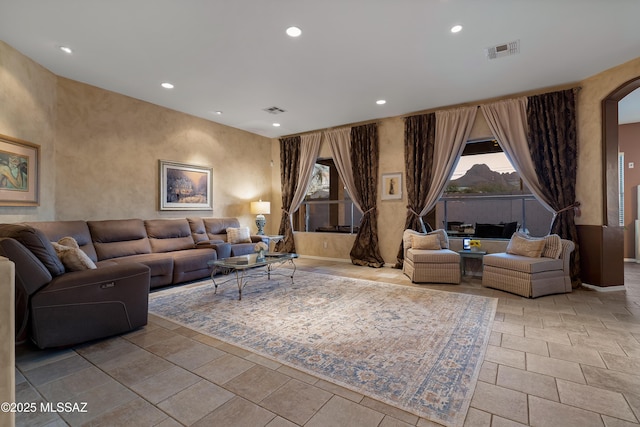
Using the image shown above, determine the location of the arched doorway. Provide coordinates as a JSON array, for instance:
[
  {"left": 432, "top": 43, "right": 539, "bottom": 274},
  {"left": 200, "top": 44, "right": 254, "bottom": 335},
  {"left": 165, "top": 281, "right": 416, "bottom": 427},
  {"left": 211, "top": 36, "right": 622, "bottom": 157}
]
[{"left": 602, "top": 76, "right": 640, "bottom": 285}]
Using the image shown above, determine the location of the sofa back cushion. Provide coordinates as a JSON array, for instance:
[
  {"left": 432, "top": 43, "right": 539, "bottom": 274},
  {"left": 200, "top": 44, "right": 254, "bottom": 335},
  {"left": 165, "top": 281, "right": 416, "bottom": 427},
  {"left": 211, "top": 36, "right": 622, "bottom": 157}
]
[
  {"left": 0, "top": 224, "right": 65, "bottom": 276},
  {"left": 202, "top": 217, "right": 240, "bottom": 242},
  {"left": 187, "top": 217, "right": 208, "bottom": 243},
  {"left": 145, "top": 219, "right": 196, "bottom": 253},
  {"left": 88, "top": 219, "right": 152, "bottom": 260},
  {"left": 26, "top": 220, "right": 99, "bottom": 262}
]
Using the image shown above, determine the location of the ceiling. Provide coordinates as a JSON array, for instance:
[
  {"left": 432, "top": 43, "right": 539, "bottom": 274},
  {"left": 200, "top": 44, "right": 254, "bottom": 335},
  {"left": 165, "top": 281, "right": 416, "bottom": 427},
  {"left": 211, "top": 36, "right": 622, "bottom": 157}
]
[{"left": 1, "top": 0, "right": 639, "bottom": 138}]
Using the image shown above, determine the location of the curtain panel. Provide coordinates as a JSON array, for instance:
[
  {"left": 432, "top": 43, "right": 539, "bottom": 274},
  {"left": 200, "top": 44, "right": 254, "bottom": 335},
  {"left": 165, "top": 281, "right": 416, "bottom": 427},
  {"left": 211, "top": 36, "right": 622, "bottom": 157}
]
[
  {"left": 480, "top": 98, "right": 554, "bottom": 213},
  {"left": 276, "top": 136, "right": 301, "bottom": 253},
  {"left": 395, "top": 113, "right": 436, "bottom": 267},
  {"left": 326, "top": 128, "right": 362, "bottom": 213},
  {"left": 276, "top": 133, "right": 322, "bottom": 253},
  {"left": 527, "top": 89, "right": 581, "bottom": 285},
  {"left": 349, "top": 123, "right": 384, "bottom": 267}
]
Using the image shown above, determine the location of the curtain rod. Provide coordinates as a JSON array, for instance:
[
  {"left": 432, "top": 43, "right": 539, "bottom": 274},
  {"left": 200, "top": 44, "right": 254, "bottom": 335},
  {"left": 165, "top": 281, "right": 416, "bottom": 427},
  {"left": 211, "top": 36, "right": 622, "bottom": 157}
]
[
  {"left": 280, "top": 119, "right": 381, "bottom": 139},
  {"left": 402, "top": 84, "right": 581, "bottom": 119},
  {"left": 278, "top": 84, "right": 581, "bottom": 139}
]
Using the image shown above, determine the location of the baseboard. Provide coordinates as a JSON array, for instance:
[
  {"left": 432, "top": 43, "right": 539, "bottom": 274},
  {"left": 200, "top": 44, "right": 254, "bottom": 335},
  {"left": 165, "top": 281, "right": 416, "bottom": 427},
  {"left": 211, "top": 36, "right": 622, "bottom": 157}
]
[
  {"left": 581, "top": 282, "right": 626, "bottom": 292},
  {"left": 297, "top": 254, "right": 352, "bottom": 263}
]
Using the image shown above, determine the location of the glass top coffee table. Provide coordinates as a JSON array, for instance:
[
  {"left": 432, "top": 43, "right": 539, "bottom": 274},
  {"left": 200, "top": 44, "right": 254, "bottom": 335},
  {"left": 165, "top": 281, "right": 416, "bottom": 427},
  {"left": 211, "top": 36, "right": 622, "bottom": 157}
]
[{"left": 207, "top": 253, "right": 298, "bottom": 300}]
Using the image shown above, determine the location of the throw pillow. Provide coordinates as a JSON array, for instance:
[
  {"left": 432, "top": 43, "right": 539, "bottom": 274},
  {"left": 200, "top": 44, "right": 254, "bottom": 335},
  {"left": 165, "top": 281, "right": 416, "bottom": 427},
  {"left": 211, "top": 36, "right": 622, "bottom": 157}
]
[
  {"left": 403, "top": 229, "right": 421, "bottom": 250},
  {"left": 506, "top": 232, "right": 545, "bottom": 258},
  {"left": 58, "top": 236, "right": 80, "bottom": 249},
  {"left": 226, "top": 226, "right": 252, "bottom": 244},
  {"left": 542, "top": 234, "right": 563, "bottom": 259},
  {"left": 411, "top": 234, "right": 442, "bottom": 250},
  {"left": 429, "top": 229, "right": 449, "bottom": 249},
  {"left": 51, "top": 241, "right": 97, "bottom": 271}
]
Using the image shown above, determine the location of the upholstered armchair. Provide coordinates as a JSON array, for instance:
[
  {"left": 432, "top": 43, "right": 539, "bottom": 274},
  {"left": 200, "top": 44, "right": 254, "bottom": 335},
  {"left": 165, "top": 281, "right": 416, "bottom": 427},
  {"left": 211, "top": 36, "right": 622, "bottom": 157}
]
[
  {"left": 482, "top": 233, "right": 575, "bottom": 298},
  {"left": 402, "top": 229, "right": 461, "bottom": 284}
]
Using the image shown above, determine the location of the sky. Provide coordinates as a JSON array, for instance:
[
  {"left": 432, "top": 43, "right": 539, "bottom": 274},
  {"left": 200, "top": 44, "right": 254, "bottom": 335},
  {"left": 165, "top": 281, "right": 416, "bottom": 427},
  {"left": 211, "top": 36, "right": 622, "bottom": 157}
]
[{"left": 450, "top": 152, "right": 516, "bottom": 180}]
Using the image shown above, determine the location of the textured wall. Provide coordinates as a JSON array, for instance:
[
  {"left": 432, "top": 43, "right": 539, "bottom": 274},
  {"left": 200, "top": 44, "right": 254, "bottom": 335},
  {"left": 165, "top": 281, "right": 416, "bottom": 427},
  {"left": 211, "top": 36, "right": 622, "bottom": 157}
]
[
  {"left": 55, "top": 78, "right": 273, "bottom": 224},
  {"left": 577, "top": 56, "right": 640, "bottom": 225},
  {"left": 0, "top": 41, "right": 57, "bottom": 222}
]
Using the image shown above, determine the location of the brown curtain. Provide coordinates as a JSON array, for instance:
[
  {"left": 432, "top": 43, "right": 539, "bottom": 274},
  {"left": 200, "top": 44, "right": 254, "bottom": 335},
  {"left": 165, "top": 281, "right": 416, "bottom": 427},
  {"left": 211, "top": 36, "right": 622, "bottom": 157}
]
[
  {"left": 275, "top": 136, "right": 301, "bottom": 253},
  {"left": 350, "top": 123, "right": 385, "bottom": 267},
  {"left": 395, "top": 113, "right": 436, "bottom": 267},
  {"left": 527, "top": 89, "right": 581, "bottom": 285}
]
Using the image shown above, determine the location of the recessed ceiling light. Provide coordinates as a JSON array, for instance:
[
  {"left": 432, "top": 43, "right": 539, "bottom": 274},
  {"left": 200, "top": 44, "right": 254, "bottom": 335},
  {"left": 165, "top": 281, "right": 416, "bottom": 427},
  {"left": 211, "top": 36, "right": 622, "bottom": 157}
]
[
  {"left": 286, "top": 26, "right": 302, "bottom": 37},
  {"left": 273, "top": 123, "right": 281, "bottom": 127},
  {"left": 59, "top": 46, "right": 73, "bottom": 54},
  {"left": 161, "top": 82, "right": 174, "bottom": 89},
  {"left": 376, "top": 100, "right": 386, "bottom": 105},
  {"left": 213, "top": 111, "right": 222, "bottom": 115},
  {"left": 451, "top": 25, "right": 463, "bottom": 33}
]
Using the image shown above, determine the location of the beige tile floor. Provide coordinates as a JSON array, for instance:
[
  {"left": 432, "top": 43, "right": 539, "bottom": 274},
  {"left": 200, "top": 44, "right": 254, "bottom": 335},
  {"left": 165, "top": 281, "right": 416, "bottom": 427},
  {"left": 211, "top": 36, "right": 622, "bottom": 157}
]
[{"left": 14, "top": 258, "right": 640, "bottom": 427}]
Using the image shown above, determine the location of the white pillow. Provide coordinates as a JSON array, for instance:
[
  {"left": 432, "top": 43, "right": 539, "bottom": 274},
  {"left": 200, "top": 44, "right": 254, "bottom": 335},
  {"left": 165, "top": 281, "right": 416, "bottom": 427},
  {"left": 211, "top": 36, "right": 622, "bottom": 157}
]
[
  {"left": 51, "top": 241, "right": 97, "bottom": 271},
  {"left": 226, "top": 226, "right": 251, "bottom": 244}
]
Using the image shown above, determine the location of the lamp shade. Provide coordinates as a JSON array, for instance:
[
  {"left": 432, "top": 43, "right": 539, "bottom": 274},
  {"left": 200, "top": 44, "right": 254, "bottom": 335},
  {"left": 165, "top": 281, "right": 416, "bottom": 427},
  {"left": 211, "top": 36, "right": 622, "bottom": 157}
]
[{"left": 250, "top": 200, "right": 271, "bottom": 215}]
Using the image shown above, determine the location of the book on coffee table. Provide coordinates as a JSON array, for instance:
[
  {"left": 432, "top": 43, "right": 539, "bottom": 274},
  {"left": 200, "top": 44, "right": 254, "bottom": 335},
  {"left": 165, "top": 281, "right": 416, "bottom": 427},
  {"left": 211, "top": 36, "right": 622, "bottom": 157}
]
[{"left": 265, "top": 252, "right": 287, "bottom": 258}]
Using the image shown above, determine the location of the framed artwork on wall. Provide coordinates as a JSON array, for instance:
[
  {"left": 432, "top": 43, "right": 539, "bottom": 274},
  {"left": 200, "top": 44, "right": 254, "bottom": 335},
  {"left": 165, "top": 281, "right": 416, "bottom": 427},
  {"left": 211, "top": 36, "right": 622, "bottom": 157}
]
[
  {"left": 0, "top": 134, "right": 40, "bottom": 206},
  {"left": 381, "top": 172, "right": 402, "bottom": 200},
  {"left": 159, "top": 160, "right": 213, "bottom": 211}
]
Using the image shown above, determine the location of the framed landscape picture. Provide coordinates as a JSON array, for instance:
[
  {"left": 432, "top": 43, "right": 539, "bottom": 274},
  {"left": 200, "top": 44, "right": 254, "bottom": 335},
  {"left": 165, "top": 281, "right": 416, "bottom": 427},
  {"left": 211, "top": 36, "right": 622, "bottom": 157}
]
[
  {"left": 0, "top": 134, "right": 39, "bottom": 206},
  {"left": 381, "top": 172, "right": 402, "bottom": 200},
  {"left": 159, "top": 160, "right": 213, "bottom": 211}
]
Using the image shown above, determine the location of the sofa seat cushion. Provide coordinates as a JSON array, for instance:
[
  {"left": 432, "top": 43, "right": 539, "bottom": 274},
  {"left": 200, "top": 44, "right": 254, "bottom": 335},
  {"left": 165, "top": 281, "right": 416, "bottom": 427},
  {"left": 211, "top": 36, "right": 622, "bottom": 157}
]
[
  {"left": 407, "top": 248, "right": 460, "bottom": 263},
  {"left": 107, "top": 253, "right": 174, "bottom": 288},
  {"left": 483, "top": 253, "right": 563, "bottom": 274},
  {"left": 171, "top": 248, "right": 217, "bottom": 283}
]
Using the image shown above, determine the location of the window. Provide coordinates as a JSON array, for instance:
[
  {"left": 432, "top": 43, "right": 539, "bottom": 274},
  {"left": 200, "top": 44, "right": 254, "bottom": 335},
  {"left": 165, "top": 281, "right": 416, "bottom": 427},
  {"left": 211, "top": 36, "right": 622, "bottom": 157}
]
[
  {"left": 295, "top": 159, "right": 362, "bottom": 233},
  {"left": 437, "top": 139, "right": 553, "bottom": 237}
]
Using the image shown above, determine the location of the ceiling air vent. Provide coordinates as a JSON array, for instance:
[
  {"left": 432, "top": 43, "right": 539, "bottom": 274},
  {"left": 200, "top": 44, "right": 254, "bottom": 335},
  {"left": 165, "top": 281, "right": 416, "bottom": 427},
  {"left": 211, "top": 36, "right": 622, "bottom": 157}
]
[
  {"left": 263, "top": 106, "right": 286, "bottom": 114},
  {"left": 485, "top": 39, "right": 520, "bottom": 60}
]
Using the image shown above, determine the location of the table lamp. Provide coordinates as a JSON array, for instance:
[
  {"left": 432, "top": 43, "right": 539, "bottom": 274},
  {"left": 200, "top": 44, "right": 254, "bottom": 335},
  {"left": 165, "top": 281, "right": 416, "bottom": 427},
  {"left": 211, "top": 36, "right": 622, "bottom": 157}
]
[{"left": 250, "top": 200, "right": 270, "bottom": 235}]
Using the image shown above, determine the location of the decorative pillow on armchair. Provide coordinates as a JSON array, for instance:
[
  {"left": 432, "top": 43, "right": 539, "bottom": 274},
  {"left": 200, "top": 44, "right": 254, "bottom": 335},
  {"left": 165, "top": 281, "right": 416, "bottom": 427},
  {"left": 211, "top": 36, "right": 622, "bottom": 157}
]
[
  {"left": 506, "top": 232, "right": 545, "bottom": 258},
  {"left": 411, "top": 234, "right": 442, "bottom": 250},
  {"left": 403, "top": 228, "right": 449, "bottom": 250},
  {"left": 226, "top": 227, "right": 252, "bottom": 244}
]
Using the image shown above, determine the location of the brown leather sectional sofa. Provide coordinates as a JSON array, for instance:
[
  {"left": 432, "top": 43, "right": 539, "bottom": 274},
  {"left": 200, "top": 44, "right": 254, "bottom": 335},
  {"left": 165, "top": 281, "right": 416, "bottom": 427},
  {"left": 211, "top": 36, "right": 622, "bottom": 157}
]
[{"left": 0, "top": 217, "right": 263, "bottom": 348}]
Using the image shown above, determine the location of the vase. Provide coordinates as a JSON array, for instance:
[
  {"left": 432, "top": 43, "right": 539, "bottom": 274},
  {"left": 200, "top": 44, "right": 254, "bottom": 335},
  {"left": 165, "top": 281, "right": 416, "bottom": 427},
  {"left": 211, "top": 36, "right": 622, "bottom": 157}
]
[{"left": 256, "top": 249, "right": 265, "bottom": 262}]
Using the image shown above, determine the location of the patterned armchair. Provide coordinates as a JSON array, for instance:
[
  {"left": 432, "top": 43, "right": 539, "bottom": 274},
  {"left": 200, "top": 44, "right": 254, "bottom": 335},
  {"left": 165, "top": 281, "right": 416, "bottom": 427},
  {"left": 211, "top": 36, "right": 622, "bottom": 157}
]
[{"left": 402, "top": 229, "right": 461, "bottom": 284}]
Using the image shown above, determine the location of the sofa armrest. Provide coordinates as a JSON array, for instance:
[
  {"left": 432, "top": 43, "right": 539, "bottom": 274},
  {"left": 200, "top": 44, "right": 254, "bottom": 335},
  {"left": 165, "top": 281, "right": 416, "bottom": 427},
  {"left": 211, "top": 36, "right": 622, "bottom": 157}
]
[
  {"left": 559, "top": 239, "right": 575, "bottom": 272},
  {"left": 40, "top": 263, "right": 151, "bottom": 294},
  {"left": 210, "top": 242, "right": 231, "bottom": 259},
  {"left": 250, "top": 235, "right": 268, "bottom": 244}
]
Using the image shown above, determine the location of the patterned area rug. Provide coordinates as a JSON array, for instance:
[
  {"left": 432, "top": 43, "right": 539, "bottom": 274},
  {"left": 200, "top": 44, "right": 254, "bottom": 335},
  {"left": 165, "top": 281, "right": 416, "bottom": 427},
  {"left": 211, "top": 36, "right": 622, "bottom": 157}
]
[{"left": 149, "top": 270, "right": 497, "bottom": 426}]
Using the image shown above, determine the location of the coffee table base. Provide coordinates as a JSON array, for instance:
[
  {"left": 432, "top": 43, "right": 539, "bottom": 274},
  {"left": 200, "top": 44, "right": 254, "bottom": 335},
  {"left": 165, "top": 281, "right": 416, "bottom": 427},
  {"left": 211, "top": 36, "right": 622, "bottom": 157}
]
[{"left": 211, "top": 257, "right": 297, "bottom": 300}]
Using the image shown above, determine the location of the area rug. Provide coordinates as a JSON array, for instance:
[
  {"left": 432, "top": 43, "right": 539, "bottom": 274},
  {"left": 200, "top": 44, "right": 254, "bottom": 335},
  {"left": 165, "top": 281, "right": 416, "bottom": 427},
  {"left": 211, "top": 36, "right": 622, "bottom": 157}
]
[{"left": 149, "top": 270, "right": 497, "bottom": 427}]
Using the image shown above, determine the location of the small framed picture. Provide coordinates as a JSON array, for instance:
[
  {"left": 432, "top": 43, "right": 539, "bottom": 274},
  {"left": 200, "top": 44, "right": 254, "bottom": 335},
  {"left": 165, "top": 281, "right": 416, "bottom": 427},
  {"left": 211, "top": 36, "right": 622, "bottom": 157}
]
[
  {"left": 381, "top": 172, "right": 402, "bottom": 200},
  {"left": 0, "top": 134, "right": 40, "bottom": 206},
  {"left": 463, "top": 238, "right": 471, "bottom": 250}
]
